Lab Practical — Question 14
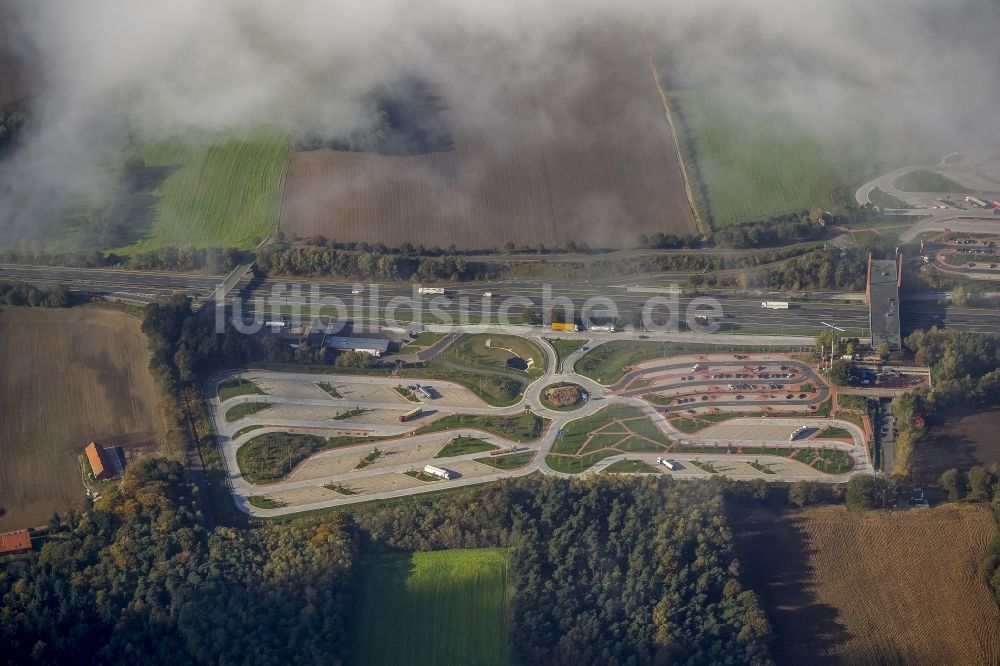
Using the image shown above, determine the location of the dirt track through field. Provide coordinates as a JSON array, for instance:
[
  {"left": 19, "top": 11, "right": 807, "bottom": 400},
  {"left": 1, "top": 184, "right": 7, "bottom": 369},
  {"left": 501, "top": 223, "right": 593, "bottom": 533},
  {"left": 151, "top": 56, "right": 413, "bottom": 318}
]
[
  {"left": 279, "top": 21, "right": 696, "bottom": 249},
  {"left": 733, "top": 504, "right": 1000, "bottom": 666},
  {"left": 0, "top": 307, "right": 165, "bottom": 531}
]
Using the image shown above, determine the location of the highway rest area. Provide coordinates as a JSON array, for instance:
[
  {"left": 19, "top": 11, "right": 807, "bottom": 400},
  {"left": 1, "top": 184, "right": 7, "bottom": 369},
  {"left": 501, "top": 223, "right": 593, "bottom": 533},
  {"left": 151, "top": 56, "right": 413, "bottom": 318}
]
[{"left": 207, "top": 338, "right": 873, "bottom": 517}]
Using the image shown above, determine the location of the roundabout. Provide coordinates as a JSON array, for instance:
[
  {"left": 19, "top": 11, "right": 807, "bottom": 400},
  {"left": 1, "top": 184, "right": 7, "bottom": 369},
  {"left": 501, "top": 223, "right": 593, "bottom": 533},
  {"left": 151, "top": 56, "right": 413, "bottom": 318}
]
[{"left": 539, "top": 381, "right": 589, "bottom": 412}]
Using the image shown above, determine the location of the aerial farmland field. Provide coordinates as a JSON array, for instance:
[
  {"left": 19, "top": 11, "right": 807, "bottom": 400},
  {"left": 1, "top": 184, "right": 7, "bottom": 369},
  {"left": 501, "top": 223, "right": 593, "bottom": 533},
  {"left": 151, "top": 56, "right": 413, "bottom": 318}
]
[
  {"left": 350, "top": 548, "right": 510, "bottom": 666},
  {"left": 114, "top": 136, "right": 289, "bottom": 251},
  {"left": 671, "top": 84, "right": 866, "bottom": 226},
  {"left": 734, "top": 504, "right": 1000, "bottom": 665},
  {"left": 279, "top": 23, "right": 697, "bottom": 250},
  {"left": 0, "top": 306, "right": 165, "bottom": 531}
]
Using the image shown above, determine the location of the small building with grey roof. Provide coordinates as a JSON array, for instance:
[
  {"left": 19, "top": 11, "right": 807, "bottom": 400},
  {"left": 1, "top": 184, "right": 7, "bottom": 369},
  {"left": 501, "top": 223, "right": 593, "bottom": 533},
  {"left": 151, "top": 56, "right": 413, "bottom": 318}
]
[{"left": 322, "top": 336, "right": 390, "bottom": 357}]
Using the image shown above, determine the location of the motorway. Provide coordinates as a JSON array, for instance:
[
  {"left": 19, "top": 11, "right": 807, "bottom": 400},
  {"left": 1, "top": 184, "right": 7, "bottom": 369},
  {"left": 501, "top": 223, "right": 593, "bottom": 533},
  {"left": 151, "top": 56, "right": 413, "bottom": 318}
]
[
  {"left": 206, "top": 338, "right": 873, "bottom": 517},
  {"left": 7, "top": 262, "right": 1000, "bottom": 337}
]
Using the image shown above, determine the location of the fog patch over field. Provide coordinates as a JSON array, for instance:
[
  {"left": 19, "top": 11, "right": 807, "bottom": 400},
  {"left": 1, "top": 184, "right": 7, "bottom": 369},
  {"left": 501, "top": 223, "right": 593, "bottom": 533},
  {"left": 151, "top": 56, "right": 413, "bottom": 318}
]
[{"left": 0, "top": 0, "right": 998, "bottom": 242}]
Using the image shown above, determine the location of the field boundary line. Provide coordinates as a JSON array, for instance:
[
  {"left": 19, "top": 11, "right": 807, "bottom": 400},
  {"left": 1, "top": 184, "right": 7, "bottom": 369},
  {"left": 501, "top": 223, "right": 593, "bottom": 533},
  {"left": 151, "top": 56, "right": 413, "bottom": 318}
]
[
  {"left": 641, "top": 31, "right": 708, "bottom": 237},
  {"left": 273, "top": 138, "right": 293, "bottom": 240}
]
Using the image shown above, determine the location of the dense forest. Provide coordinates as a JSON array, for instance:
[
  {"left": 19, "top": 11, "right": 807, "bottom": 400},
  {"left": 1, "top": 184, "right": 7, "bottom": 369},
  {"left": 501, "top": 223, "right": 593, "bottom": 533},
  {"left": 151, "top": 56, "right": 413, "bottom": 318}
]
[
  {"left": 141, "top": 295, "right": 315, "bottom": 391},
  {"left": 0, "top": 459, "right": 356, "bottom": 665},
  {"left": 1, "top": 468, "right": 774, "bottom": 666}
]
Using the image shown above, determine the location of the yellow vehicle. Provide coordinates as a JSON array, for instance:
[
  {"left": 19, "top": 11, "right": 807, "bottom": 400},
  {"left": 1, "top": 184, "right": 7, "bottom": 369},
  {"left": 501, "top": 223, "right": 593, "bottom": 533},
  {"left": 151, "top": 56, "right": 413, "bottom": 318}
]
[{"left": 550, "top": 322, "right": 579, "bottom": 332}]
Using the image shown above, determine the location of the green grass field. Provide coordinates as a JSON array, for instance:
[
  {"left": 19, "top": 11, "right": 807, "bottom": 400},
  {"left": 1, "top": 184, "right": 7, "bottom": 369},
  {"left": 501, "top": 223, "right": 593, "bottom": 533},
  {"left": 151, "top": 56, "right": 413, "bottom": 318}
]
[
  {"left": 868, "top": 187, "right": 914, "bottom": 209},
  {"left": 543, "top": 338, "right": 585, "bottom": 371},
  {"left": 436, "top": 436, "right": 498, "bottom": 458},
  {"left": 231, "top": 424, "right": 264, "bottom": 439},
  {"left": 945, "top": 253, "right": 1000, "bottom": 266},
  {"left": 575, "top": 340, "right": 728, "bottom": 384},
  {"left": 224, "top": 401, "right": 273, "bottom": 423},
  {"left": 893, "top": 170, "right": 971, "bottom": 194},
  {"left": 111, "top": 135, "right": 288, "bottom": 252},
  {"left": 441, "top": 334, "right": 546, "bottom": 377},
  {"left": 546, "top": 405, "right": 671, "bottom": 474},
  {"left": 672, "top": 84, "right": 897, "bottom": 226},
  {"left": 217, "top": 378, "right": 265, "bottom": 402},
  {"left": 415, "top": 412, "right": 547, "bottom": 443},
  {"left": 400, "top": 332, "right": 447, "bottom": 353},
  {"left": 792, "top": 448, "right": 855, "bottom": 474},
  {"left": 350, "top": 549, "right": 509, "bottom": 666},
  {"left": 604, "top": 459, "right": 659, "bottom": 474},
  {"left": 475, "top": 451, "right": 535, "bottom": 470}
]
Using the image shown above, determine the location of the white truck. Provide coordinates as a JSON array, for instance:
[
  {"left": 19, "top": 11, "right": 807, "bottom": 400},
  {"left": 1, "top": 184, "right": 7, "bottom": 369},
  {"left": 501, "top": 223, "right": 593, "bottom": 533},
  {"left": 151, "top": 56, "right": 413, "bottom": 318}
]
[
  {"left": 589, "top": 324, "right": 616, "bottom": 332},
  {"left": 423, "top": 464, "right": 454, "bottom": 480},
  {"left": 761, "top": 301, "right": 789, "bottom": 310},
  {"left": 418, "top": 287, "right": 446, "bottom": 295},
  {"left": 265, "top": 320, "right": 289, "bottom": 329},
  {"left": 656, "top": 457, "right": 678, "bottom": 470}
]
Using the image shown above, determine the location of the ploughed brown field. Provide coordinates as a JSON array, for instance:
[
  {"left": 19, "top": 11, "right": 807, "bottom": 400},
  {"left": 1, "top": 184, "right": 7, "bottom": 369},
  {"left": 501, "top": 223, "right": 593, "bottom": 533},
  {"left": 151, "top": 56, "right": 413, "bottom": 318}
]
[
  {"left": 733, "top": 504, "right": 1000, "bottom": 666},
  {"left": 911, "top": 407, "right": 1000, "bottom": 486},
  {"left": 279, "top": 22, "right": 697, "bottom": 250},
  {"left": 0, "top": 307, "right": 165, "bottom": 531}
]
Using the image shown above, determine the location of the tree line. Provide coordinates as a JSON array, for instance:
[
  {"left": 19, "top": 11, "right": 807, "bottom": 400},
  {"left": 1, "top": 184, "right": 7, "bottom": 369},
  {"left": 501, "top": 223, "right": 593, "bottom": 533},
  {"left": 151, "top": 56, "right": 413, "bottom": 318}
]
[
  {"left": 0, "top": 280, "right": 73, "bottom": 308},
  {"left": 0, "top": 245, "right": 241, "bottom": 274},
  {"left": 712, "top": 212, "right": 826, "bottom": 249},
  {"left": 257, "top": 242, "right": 499, "bottom": 282}
]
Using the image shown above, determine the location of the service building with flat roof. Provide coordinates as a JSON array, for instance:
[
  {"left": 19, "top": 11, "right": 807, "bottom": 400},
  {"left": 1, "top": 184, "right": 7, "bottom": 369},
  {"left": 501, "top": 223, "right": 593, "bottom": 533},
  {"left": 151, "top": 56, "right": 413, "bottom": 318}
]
[
  {"left": 322, "top": 336, "right": 391, "bottom": 357},
  {"left": 866, "top": 255, "right": 902, "bottom": 350}
]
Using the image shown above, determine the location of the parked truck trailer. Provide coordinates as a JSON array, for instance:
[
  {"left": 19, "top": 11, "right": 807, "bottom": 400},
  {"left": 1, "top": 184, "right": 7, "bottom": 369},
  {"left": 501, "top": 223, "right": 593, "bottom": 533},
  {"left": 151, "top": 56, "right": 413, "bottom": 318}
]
[
  {"left": 551, "top": 322, "right": 580, "bottom": 332},
  {"left": 761, "top": 301, "right": 789, "bottom": 310},
  {"left": 423, "top": 464, "right": 454, "bottom": 480},
  {"left": 399, "top": 407, "right": 422, "bottom": 422},
  {"left": 656, "top": 457, "right": 678, "bottom": 470}
]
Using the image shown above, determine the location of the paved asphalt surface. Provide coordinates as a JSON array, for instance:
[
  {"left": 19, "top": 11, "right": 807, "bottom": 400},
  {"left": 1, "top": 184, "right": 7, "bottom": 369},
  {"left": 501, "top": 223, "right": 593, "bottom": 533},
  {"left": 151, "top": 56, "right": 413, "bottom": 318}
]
[
  {"left": 206, "top": 338, "right": 872, "bottom": 517},
  {"left": 6, "top": 262, "right": 1000, "bottom": 336}
]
